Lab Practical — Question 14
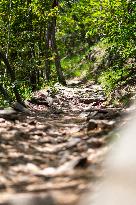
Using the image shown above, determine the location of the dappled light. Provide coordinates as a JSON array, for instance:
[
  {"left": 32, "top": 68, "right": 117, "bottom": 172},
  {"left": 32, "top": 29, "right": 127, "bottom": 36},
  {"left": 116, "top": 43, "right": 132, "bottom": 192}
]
[
  {"left": 0, "top": 0, "right": 135, "bottom": 204},
  {"left": 0, "top": 81, "right": 135, "bottom": 204}
]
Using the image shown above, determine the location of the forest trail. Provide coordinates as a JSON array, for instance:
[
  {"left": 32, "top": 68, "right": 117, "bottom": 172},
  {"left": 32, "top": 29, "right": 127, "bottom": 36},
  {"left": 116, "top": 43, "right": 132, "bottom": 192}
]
[{"left": 0, "top": 81, "right": 134, "bottom": 205}]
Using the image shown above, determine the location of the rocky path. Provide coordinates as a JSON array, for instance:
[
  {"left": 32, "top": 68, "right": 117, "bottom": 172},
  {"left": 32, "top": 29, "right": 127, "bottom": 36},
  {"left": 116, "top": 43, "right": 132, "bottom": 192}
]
[{"left": 0, "top": 81, "right": 134, "bottom": 205}]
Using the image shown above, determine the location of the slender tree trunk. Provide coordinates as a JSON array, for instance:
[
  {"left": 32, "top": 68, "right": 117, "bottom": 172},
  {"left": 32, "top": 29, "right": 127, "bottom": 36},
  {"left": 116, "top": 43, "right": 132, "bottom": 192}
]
[
  {"left": 51, "top": 16, "right": 66, "bottom": 85},
  {"left": 0, "top": 51, "right": 23, "bottom": 104},
  {"left": 27, "top": 0, "right": 37, "bottom": 91},
  {"left": 44, "top": 0, "right": 66, "bottom": 85},
  {"left": 45, "top": 23, "right": 51, "bottom": 81}
]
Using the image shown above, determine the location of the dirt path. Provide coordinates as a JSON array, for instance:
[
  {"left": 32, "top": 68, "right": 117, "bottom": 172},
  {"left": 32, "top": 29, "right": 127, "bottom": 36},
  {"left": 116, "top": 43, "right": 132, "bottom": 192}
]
[{"left": 0, "top": 81, "right": 132, "bottom": 205}]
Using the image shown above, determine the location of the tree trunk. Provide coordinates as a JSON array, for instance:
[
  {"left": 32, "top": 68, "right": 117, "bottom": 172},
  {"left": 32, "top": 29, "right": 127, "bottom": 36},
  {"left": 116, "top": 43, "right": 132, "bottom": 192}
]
[
  {"left": 0, "top": 51, "right": 23, "bottom": 104},
  {"left": 51, "top": 17, "right": 66, "bottom": 85},
  {"left": 45, "top": 23, "right": 51, "bottom": 81},
  {"left": 27, "top": 0, "right": 38, "bottom": 91},
  {"left": 51, "top": 0, "right": 66, "bottom": 85},
  {"left": 44, "top": 0, "right": 66, "bottom": 85}
]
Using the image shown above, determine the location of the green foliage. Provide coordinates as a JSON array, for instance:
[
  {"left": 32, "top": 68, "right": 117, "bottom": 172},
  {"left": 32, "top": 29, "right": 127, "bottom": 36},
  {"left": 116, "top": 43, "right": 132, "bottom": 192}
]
[
  {"left": 17, "top": 81, "right": 32, "bottom": 100},
  {"left": 98, "top": 67, "right": 129, "bottom": 95},
  {"left": 0, "top": 98, "right": 9, "bottom": 107},
  {"left": 61, "top": 53, "right": 91, "bottom": 79},
  {"left": 0, "top": 0, "right": 135, "bottom": 105}
]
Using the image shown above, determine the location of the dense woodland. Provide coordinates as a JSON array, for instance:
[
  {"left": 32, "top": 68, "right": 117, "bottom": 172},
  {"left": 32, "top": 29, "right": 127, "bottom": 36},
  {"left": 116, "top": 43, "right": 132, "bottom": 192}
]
[
  {"left": 0, "top": 0, "right": 135, "bottom": 106},
  {"left": 0, "top": 1, "right": 136, "bottom": 204}
]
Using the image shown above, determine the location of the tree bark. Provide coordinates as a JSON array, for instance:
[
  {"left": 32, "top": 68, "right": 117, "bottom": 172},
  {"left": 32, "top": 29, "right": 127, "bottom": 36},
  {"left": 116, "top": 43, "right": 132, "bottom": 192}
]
[
  {"left": 51, "top": 16, "right": 66, "bottom": 85},
  {"left": 0, "top": 50, "right": 23, "bottom": 104},
  {"left": 27, "top": 0, "right": 38, "bottom": 91},
  {"left": 44, "top": 0, "right": 66, "bottom": 85},
  {"left": 45, "top": 23, "right": 51, "bottom": 81}
]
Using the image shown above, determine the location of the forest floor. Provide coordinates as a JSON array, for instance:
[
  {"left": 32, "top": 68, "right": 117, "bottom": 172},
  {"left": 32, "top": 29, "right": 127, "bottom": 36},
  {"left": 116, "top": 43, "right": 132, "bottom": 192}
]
[{"left": 0, "top": 80, "right": 135, "bottom": 205}]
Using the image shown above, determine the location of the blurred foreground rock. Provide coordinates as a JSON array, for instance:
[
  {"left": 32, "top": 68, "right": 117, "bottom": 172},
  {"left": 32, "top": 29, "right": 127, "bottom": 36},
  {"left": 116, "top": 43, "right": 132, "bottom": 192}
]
[{"left": 81, "top": 113, "right": 136, "bottom": 205}]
